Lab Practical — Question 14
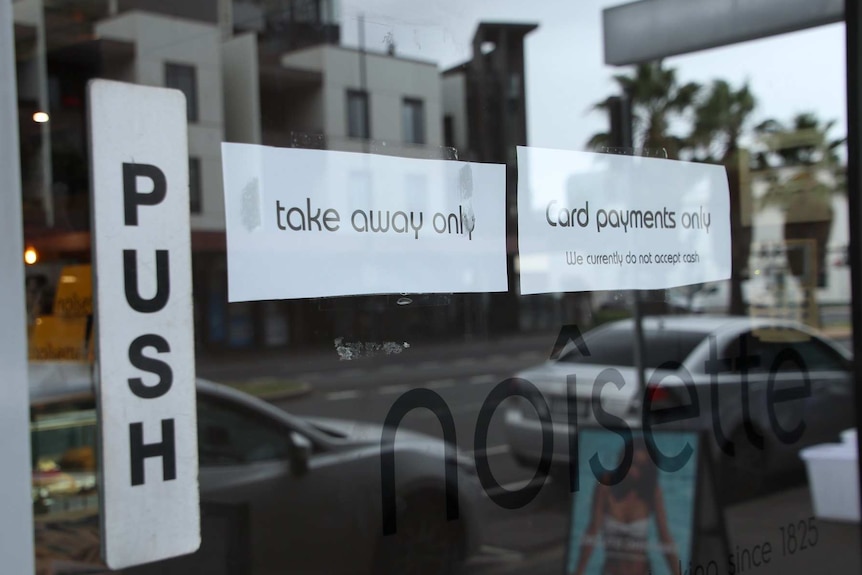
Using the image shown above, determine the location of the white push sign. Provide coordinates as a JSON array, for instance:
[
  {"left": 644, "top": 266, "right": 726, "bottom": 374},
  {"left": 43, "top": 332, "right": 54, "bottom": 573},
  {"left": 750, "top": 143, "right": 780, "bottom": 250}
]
[
  {"left": 517, "top": 146, "right": 731, "bottom": 294},
  {"left": 89, "top": 80, "right": 199, "bottom": 569},
  {"left": 221, "top": 144, "right": 508, "bottom": 301}
]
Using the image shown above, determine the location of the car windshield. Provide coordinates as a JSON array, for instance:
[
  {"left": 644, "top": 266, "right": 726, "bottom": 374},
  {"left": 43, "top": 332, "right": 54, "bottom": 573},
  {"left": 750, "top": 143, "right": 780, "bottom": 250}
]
[{"left": 560, "top": 327, "right": 708, "bottom": 368}]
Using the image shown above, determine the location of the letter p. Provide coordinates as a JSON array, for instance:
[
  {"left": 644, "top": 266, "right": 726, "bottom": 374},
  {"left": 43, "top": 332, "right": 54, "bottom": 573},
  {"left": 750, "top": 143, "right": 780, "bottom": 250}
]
[{"left": 124, "top": 163, "right": 167, "bottom": 226}]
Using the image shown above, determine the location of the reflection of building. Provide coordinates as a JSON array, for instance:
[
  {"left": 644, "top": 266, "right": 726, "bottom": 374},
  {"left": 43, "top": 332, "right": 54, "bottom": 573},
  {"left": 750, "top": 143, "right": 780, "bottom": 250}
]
[
  {"left": 443, "top": 23, "right": 538, "bottom": 333},
  {"left": 227, "top": 42, "right": 443, "bottom": 153},
  {"left": 15, "top": 0, "right": 343, "bottom": 239},
  {"left": 233, "top": 0, "right": 341, "bottom": 53},
  {"left": 602, "top": 0, "right": 851, "bottom": 329},
  {"left": 13, "top": 0, "right": 478, "bottom": 351},
  {"left": 216, "top": 25, "right": 445, "bottom": 349},
  {"left": 95, "top": 12, "right": 227, "bottom": 231}
]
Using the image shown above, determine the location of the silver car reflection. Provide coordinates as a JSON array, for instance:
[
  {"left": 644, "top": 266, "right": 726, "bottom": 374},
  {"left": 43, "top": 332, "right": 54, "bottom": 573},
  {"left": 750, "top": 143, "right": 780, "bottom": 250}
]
[
  {"left": 30, "top": 361, "right": 484, "bottom": 575},
  {"left": 504, "top": 316, "right": 854, "bottom": 500}
]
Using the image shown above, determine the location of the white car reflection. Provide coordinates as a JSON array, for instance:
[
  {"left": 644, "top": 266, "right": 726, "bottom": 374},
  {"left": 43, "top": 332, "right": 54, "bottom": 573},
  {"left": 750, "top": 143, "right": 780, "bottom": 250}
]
[
  {"left": 504, "top": 316, "right": 854, "bottom": 501},
  {"left": 30, "top": 361, "right": 484, "bottom": 575}
]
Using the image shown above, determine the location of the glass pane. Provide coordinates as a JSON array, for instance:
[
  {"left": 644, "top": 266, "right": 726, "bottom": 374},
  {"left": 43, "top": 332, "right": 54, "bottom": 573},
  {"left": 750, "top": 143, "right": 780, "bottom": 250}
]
[{"left": 10, "top": 2, "right": 858, "bottom": 575}]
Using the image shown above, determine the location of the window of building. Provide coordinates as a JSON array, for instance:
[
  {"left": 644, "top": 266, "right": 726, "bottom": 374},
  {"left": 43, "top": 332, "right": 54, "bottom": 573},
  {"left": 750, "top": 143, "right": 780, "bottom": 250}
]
[
  {"left": 346, "top": 90, "right": 369, "bottom": 139},
  {"left": 189, "top": 156, "right": 202, "bottom": 214},
  {"left": 402, "top": 97, "right": 425, "bottom": 145},
  {"left": 292, "top": 0, "right": 319, "bottom": 23},
  {"left": 165, "top": 62, "right": 198, "bottom": 123}
]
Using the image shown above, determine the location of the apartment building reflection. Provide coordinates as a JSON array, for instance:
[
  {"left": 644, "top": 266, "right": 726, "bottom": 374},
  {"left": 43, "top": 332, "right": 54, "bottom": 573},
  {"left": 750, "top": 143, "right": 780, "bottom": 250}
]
[{"left": 14, "top": 0, "right": 546, "bottom": 354}]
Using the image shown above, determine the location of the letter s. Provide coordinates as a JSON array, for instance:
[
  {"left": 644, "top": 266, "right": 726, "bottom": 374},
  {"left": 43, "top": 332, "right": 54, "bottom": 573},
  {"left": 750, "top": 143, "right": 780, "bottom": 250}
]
[{"left": 128, "top": 334, "right": 173, "bottom": 399}]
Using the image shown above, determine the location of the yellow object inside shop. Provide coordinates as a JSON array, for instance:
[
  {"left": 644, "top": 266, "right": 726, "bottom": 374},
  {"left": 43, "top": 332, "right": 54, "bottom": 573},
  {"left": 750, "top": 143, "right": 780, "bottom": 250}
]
[{"left": 28, "top": 265, "right": 94, "bottom": 362}]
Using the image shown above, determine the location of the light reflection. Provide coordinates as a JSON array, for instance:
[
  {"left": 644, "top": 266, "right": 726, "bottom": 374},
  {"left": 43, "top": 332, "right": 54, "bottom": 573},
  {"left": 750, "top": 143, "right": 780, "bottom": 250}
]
[{"left": 24, "top": 247, "right": 38, "bottom": 265}]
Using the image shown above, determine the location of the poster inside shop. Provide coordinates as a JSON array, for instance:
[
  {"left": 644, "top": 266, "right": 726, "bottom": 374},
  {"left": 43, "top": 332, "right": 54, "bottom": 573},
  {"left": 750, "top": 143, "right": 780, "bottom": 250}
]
[
  {"left": 566, "top": 428, "right": 699, "bottom": 575},
  {"left": 517, "top": 146, "right": 731, "bottom": 294},
  {"left": 221, "top": 144, "right": 508, "bottom": 302}
]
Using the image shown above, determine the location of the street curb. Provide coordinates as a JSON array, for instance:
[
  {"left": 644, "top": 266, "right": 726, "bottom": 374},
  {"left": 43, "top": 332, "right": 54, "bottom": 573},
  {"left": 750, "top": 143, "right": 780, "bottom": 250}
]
[
  {"left": 197, "top": 331, "right": 559, "bottom": 380},
  {"left": 230, "top": 380, "right": 314, "bottom": 402},
  {"left": 257, "top": 381, "right": 314, "bottom": 401}
]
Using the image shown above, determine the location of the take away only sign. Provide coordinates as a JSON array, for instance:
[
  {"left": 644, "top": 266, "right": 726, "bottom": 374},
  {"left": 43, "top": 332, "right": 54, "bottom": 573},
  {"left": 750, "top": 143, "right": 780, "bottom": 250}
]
[
  {"left": 221, "top": 143, "right": 508, "bottom": 301},
  {"left": 517, "top": 146, "right": 731, "bottom": 294},
  {"left": 89, "top": 79, "right": 200, "bottom": 569}
]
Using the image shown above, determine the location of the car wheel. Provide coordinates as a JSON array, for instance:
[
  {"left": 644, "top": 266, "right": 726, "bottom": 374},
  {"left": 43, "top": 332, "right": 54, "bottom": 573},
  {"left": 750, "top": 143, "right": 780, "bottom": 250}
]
[
  {"left": 718, "top": 428, "right": 768, "bottom": 504},
  {"left": 375, "top": 491, "right": 464, "bottom": 575}
]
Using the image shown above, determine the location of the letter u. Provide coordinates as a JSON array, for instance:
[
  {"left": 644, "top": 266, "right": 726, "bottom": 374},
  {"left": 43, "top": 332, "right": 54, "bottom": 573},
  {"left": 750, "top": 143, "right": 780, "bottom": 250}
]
[{"left": 124, "top": 249, "right": 170, "bottom": 313}]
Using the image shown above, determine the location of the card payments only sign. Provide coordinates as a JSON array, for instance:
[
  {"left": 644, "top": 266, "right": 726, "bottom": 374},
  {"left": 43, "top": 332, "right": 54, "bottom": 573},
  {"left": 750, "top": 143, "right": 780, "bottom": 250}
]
[{"left": 517, "top": 146, "right": 731, "bottom": 294}]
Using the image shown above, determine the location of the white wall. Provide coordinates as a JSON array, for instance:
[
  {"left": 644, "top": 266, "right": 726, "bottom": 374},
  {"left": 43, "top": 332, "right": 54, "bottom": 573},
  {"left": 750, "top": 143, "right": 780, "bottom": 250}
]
[
  {"left": 96, "top": 11, "right": 226, "bottom": 231},
  {"left": 284, "top": 46, "right": 443, "bottom": 151},
  {"left": 222, "top": 32, "right": 261, "bottom": 145},
  {"left": 323, "top": 47, "right": 442, "bottom": 148},
  {"left": 749, "top": 173, "right": 852, "bottom": 305}
]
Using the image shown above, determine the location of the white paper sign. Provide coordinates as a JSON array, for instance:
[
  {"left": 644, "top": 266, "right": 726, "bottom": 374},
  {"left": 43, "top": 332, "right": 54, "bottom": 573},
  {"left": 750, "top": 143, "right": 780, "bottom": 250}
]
[
  {"left": 89, "top": 80, "right": 199, "bottom": 569},
  {"left": 221, "top": 144, "right": 508, "bottom": 301},
  {"left": 517, "top": 146, "right": 731, "bottom": 294}
]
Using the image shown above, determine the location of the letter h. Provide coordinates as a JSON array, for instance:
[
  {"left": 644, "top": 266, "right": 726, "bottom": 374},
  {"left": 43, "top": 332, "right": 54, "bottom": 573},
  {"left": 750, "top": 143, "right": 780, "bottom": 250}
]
[{"left": 130, "top": 419, "right": 177, "bottom": 486}]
